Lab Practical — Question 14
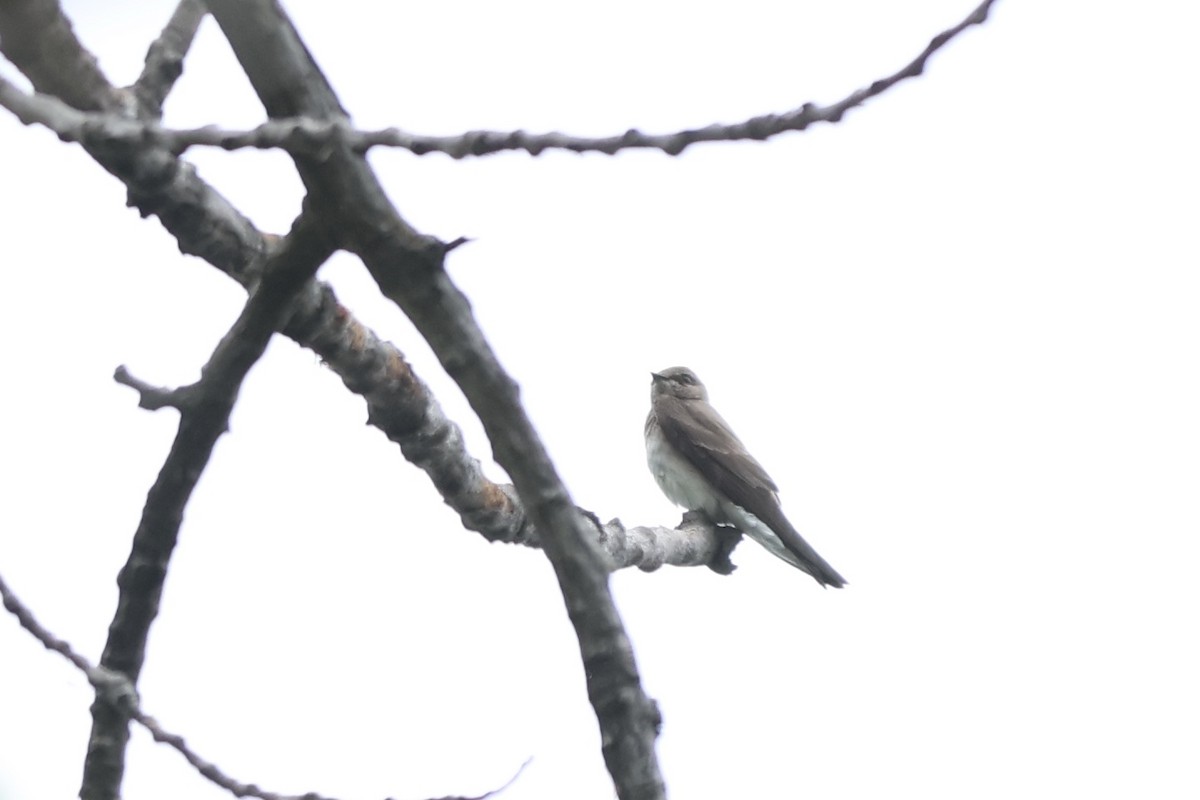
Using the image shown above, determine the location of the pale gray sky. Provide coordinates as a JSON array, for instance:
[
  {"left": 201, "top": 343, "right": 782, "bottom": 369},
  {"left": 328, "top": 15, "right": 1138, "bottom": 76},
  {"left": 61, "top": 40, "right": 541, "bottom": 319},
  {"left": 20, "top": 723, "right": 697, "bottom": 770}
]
[{"left": 2, "top": 2, "right": 1198, "bottom": 799}]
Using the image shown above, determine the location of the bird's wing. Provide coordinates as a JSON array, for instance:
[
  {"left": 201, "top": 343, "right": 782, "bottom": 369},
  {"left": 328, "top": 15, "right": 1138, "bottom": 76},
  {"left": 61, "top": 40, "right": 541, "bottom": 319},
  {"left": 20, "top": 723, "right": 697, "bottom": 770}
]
[
  {"left": 655, "top": 395, "right": 847, "bottom": 587},
  {"left": 654, "top": 395, "right": 780, "bottom": 506}
]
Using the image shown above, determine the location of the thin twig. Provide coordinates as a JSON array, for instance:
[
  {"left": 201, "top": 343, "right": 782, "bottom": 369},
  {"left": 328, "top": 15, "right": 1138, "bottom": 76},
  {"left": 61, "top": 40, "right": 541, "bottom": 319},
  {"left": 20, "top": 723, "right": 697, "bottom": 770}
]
[
  {"left": 422, "top": 758, "right": 533, "bottom": 800},
  {"left": 112, "top": 365, "right": 189, "bottom": 410},
  {"left": 1, "top": 0, "right": 999, "bottom": 159},
  {"left": 81, "top": 210, "right": 338, "bottom": 800},
  {"left": 1, "top": 571, "right": 522, "bottom": 800}
]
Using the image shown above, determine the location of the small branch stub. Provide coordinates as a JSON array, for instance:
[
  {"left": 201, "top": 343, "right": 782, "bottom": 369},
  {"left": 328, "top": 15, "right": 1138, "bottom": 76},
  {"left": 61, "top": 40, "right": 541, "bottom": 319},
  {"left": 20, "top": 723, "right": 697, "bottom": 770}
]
[{"left": 113, "top": 365, "right": 189, "bottom": 411}]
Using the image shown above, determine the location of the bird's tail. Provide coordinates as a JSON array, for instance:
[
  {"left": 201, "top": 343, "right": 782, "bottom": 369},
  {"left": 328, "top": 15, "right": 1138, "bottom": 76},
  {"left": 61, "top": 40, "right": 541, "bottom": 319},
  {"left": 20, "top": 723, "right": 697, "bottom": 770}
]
[
  {"left": 728, "top": 505, "right": 848, "bottom": 588},
  {"left": 783, "top": 534, "right": 848, "bottom": 589}
]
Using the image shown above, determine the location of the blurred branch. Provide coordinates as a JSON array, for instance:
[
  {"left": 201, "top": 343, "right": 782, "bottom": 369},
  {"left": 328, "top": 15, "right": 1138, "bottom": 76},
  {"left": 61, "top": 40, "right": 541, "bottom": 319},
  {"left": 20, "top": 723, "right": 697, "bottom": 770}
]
[
  {"left": 1, "top": 0, "right": 998, "bottom": 159},
  {"left": 0, "top": 572, "right": 120, "bottom": 681},
  {"left": 204, "top": 2, "right": 666, "bottom": 799},
  {"left": 0, "top": 0, "right": 125, "bottom": 113},
  {"left": 112, "top": 365, "right": 191, "bottom": 410},
  {"left": 83, "top": 211, "right": 337, "bottom": 800},
  {"left": 0, "top": 5, "right": 265, "bottom": 284},
  {"left": 0, "top": 571, "right": 514, "bottom": 800},
  {"left": 131, "top": 0, "right": 208, "bottom": 118}
]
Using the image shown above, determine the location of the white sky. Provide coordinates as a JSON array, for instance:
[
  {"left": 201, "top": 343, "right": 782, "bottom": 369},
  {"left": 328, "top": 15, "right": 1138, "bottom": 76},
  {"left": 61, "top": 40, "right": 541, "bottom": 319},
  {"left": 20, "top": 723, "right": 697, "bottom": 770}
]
[{"left": 2, "top": 1, "right": 1198, "bottom": 799}]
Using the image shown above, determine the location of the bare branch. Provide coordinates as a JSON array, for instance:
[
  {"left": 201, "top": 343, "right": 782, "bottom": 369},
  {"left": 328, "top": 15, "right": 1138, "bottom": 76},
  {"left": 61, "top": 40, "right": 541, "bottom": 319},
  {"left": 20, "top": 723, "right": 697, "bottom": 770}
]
[
  {"left": 0, "top": 9, "right": 529, "bottom": 568},
  {"left": 131, "top": 0, "right": 208, "bottom": 119},
  {"left": 0, "top": 40, "right": 717, "bottom": 571},
  {"left": 0, "top": 1, "right": 770, "bottom": 583},
  {"left": 204, "top": 2, "right": 666, "bottom": 798},
  {"left": 275, "top": 276, "right": 741, "bottom": 574},
  {"left": 604, "top": 517, "right": 743, "bottom": 575},
  {"left": 0, "top": 0, "right": 998, "bottom": 577},
  {"left": 82, "top": 211, "right": 338, "bottom": 800},
  {"left": 0, "top": 0, "right": 126, "bottom": 113},
  {"left": 3, "top": 570, "right": 514, "bottom": 800},
  {"left": 113, "top": 365, "right": 190, "bottom": 410},
  {"left": 0, "top": 18, "right": 265, "bottom": 285},
  {"left": 2, "top": 0, "right": 998, "bottom": 159},
  {"left": 1, "top": 572, "right": 107, "bottom": 677},
  {"left": 423, "top": 759, "right": 532, "bottom": 800}
]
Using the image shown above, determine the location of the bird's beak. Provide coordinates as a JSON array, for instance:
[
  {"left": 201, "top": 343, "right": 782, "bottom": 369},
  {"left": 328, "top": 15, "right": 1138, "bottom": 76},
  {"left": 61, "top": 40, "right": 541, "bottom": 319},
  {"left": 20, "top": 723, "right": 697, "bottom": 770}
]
[{"left": 650, "top": 371, "right": 665, "bottom": 382}]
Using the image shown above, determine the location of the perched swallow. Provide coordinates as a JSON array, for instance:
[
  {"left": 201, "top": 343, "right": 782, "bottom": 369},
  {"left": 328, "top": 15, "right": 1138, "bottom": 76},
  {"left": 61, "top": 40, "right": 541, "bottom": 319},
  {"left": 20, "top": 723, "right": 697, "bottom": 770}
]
[{"left": 645, "top": 366, "right": 846, "bottom": 587}]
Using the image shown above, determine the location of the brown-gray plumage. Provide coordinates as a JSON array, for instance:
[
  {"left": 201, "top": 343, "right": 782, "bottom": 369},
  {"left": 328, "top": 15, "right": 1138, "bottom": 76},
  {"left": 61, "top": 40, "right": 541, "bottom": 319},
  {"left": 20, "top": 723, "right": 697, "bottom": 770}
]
[{"left": 645, "top": 366, "right": 847, "bottom": 587}]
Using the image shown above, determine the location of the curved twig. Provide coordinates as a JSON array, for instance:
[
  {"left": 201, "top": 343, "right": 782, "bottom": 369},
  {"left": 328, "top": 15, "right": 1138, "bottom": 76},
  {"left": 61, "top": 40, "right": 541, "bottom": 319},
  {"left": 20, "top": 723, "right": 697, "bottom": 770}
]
[{"left": 0, "top": 0, "right": 998, "bottom": 159}]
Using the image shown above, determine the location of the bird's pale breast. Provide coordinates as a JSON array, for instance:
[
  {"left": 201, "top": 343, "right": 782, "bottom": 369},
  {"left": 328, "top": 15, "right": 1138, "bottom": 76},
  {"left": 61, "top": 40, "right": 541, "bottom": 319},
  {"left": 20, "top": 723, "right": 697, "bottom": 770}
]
[{"left": 645, "top": 417, "right": 723, "bottom": 516}]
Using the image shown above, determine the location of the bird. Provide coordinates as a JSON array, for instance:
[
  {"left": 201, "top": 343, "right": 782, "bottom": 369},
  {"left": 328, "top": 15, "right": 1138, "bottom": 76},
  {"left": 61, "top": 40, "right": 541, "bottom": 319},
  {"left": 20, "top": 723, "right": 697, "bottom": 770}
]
[{"left": 645, "top": 366, "right": 846, "bottom": 587}]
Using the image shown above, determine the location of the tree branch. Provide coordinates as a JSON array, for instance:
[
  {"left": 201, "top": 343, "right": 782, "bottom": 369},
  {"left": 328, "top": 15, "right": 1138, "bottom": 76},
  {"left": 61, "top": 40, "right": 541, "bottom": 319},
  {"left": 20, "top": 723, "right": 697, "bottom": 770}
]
[
  {"left": 0, "top": 23, "right": 265, "bottom": 286},
  {"left": 0, "top": 44, "right": 730, "bottom": 577},
  {"left": 0, "top": 570, "right": 518, "bottom": 800},
  {"left": 604, "top": 517, "right": 742, "bottom": 574},
  {"left": 130, "top": 0, "right": 208, "bottom": 119},
  {"left": 0, "top": 0, "right": 126, "bottom": 113},
  {"left": 112, "top": 365, "right": 191, "bottom": 410},
  {"left": 1, "top": 0, "right": 999, "bottom": 159},
  {"left": 0, "top": 0, "right": 998, "bottom": 577},
  {"left": 203, "top": 2, "right": 667, "bottom": 798},
  {"left": 82, "top": 210, "right": 338, "bottom": 800},
  {"left": 0, "top": 8, "right": 544, "bottom": 563}
]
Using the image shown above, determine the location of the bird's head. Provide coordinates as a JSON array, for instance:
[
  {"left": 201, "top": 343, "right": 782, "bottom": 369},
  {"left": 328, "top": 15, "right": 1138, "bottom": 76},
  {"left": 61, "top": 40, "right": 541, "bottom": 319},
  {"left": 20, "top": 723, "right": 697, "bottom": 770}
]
[{"left": 650, "top": 366, "right": 709, "bottom": 401}]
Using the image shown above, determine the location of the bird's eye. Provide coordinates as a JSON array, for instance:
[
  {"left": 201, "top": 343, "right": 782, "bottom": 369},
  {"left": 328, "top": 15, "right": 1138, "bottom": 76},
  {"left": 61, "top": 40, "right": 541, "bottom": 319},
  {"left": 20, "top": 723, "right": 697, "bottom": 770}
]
[{"left": 677, "top": 374, "right": 693, "bottom": 385}]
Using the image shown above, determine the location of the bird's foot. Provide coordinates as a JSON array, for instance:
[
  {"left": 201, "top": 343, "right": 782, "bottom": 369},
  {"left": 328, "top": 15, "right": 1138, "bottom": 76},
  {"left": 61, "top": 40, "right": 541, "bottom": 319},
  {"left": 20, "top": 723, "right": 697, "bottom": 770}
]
[
  {"left": 707, "top": 525, "right": 742, "bottom": 575},
  {"left": 679, "top": 511, "right": 742, "bottom": 575}
]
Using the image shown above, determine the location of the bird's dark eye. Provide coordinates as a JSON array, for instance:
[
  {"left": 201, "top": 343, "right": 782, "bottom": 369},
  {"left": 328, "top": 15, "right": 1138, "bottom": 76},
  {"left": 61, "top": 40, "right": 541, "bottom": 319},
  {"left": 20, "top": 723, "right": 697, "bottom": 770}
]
[{"left": 677, "top": 373, "right": 694, "bottom": 385}]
